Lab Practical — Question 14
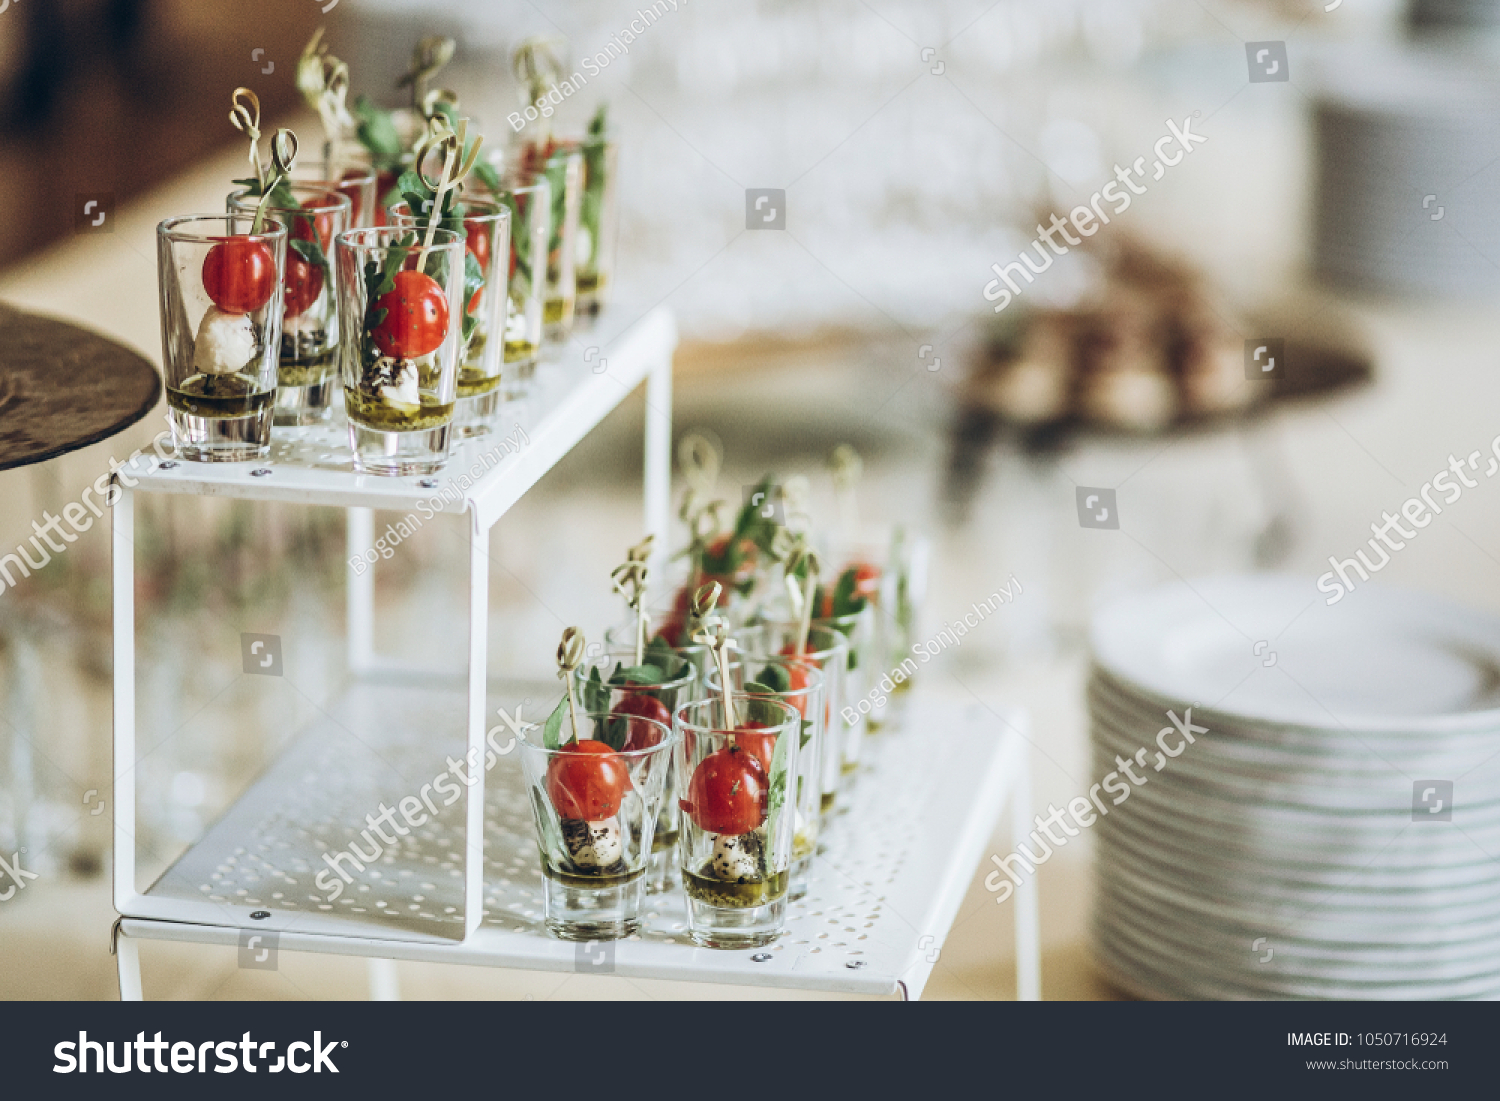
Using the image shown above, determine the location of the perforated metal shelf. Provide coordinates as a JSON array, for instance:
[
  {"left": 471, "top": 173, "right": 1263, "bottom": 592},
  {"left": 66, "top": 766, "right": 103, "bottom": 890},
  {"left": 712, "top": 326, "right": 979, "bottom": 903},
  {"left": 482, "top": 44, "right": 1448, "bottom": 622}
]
[{"left": 121, "top": 681, "right": 1026, "bottom": 998}]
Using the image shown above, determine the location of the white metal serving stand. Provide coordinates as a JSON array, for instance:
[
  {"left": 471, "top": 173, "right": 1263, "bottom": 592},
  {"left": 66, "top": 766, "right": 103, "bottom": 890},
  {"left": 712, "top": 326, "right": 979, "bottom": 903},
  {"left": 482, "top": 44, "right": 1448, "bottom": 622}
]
[{"left": 110, "top": 305, "right": 1040, "bottom": 1001}]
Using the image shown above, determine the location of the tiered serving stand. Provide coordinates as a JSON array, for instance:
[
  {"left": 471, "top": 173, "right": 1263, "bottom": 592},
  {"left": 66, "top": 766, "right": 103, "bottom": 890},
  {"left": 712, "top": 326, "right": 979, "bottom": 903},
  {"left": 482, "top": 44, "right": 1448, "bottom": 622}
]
[{"left": 109, "top": 305, "right": 1039, "bottom": 1000}]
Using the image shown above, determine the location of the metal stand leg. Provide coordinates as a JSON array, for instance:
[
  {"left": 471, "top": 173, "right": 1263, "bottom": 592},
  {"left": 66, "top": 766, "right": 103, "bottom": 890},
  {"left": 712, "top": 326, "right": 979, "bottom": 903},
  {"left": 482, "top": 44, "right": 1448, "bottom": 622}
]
[
  {"left": 347, "top": 507, "right": 375, "bottom": 674},
  {"left": 644, "top": 354, "right": 672, "bottom": 578},
  {"left": 1010, "top": 750, "right": 1042, "bottom": 1001},
  {"left": 116, "top": 932, "right": 143, "bottom": 1001},
  {"left": 367, "top": 958, "right": 401, "bottom": 1001}
]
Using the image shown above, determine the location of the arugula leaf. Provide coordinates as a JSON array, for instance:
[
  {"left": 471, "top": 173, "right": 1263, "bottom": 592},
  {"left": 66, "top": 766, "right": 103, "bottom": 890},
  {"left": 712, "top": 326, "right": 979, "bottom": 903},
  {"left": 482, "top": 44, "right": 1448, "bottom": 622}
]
[
  {"left": 353, "top": 95, "right": 404, "bottom": 167},
  {"left": 612, "top": 663, "right": 664, "bottom": 686},
  {"left": 581, "top": 666, "right": 611, "bottom": 715},
  {"left": 288, "top": 236, "right": 323, "bottom": 266},
  {"left": 764, "top": 722, "right": 792, "bottom": 854},
  {"left": 543, "top": 694, "right": 567, "bottom": 750},
  {"left": 593, "top": 711, "right": 629, "bottom": 751},
  {"left": 756, "top": 662, "right": 791, "bottom": 694}
]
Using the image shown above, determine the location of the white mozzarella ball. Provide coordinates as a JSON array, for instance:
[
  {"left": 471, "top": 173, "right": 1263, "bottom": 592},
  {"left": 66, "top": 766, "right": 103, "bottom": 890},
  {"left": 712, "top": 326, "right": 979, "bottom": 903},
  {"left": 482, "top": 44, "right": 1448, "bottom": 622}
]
[{"left": 192, "top": 307, "right": 257, "bottom": 375}]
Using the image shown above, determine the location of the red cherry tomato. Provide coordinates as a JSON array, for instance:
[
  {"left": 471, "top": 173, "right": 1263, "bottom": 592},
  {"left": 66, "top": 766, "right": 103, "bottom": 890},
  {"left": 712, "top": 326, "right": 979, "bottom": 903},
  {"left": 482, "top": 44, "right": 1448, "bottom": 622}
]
[
  {"left": 546, "top": 740, "right": 630, "bottom": 821},
  {"left": 371, "top": 270, "right": 449, "bottom": 358},
  {"left": 732, "top": 720, "right": 777, "bottom": 774},
  {"left": 851, "top": 562, "right": 881, "bottom": 600},
  {"left": 703, "top": 535, "right": 757, "bottom": 592},
  {"left": 612, "top": 693, "right": 670, "bottom": 751},
  {"left": 463, "top": 218, "right": 492, "bottom": 316},
  {"left": 779, "top": 642, "right": 823, "bottom": 671},
  {"left": 282, "top": 249, "right": 324, "bottom": 318},
  {"left": 680, "top": 743, "right": 767, "bottom": 834},
  {"left": 202, "top": 236, "right": 276, "bottom": 313},
  {"left": 291, "top": 208, "right": 336, "bottom": 254},
  {"left": 754, "top": 662, "right": 811, "bottom": 717}
]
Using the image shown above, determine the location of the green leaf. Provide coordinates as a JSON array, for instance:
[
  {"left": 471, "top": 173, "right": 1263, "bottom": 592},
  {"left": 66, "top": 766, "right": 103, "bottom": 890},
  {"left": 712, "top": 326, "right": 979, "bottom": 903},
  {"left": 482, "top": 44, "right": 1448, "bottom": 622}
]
[
  {"left": 543, "top": 695, "right": 567, "bottom": 750},
  {"left": 743, "top": 680, "right": 776, "bottom": 695},
  {"left": 594, "top": 712, "right": 629, "bottom": 751},
  {"left": 612, "top": 663, "right": 663, "bottom": 686},
  {"left": 830, "top": 566, "right": 867, "bottom": 618},
  {"left": 581, "top": 666, "right": 611, "bottom": 715},
  {"left": 473, "top": 159, "right": 501, "bottom": 193},
  {"left": 800, "top": 717, "right": 813, "bottom": 749},
  {"left": 765, "top": 722, "right": 792, "bottom": 853},
  {"left": 756, "top": 662, "right": 791, "bottom": 694},
  {"left": 353, "top": 95, "right": 404, "bottom": 166},
  {"left": 462, "top": 246, "right": 484, "bottom": 310}
]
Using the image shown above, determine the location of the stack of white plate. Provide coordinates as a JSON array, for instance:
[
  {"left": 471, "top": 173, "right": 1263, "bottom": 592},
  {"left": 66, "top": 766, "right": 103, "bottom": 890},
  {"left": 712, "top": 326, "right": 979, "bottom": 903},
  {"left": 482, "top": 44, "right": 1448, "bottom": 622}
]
[{"left": 1089, "top": 575, "right": 1500, "bottom": 1000}]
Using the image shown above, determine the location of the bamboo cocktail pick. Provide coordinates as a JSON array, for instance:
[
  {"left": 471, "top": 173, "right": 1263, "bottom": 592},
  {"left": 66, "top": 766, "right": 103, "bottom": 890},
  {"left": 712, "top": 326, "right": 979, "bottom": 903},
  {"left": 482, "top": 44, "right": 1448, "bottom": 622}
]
[
  {"left": 691, "top": 581, "right": 738, "bottom": 730},
  {"left": 556, "top": 627, "right": 586, "bottom": 744},
  {"left": 611, "top": 535, "right": 654, "bottom": 665}
]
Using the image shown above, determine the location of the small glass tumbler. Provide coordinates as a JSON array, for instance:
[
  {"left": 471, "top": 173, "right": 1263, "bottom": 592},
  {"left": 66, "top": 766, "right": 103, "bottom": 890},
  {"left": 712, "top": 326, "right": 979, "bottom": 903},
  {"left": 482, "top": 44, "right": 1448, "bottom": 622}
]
[
  {"left": 519, "top": 709, "right": 674, "bottom": 941},
  {"left": 335, "top": 226, "right": 466, "bottom": 476},
  {"left": 704, "top": 656, "right": 825, "bottom": 900},
  {"left": 745, "top": 622, "right": 849, "bottom": 813},
  {"left": 568, "top": 137, "right": 617, "bottom": 318},
  {"left": 296, "top": 152, "right": 379, "bottom": 228},
  {"left": 469, "top": 175, "right": 549, "bottom": 399},
  {"left": 391, "top": 199, "right": 512, "bottom": 436},
  {"left": 156, "top": 213, "right": 287, "bottom": 461},
  {"left": 228, "top": 184, "right": 352, "bottom": 427},
  {"left": 815, "top": 608, "right": 876, "bottom": 776},
  {"left": 539, "top": 148, "right": 583, "bottom": 344},
  {"left": 574, "top": 648, "right": 700, "bottom": 894},
  {"left": 674, "top": 695, "right": 801, "bottom": 948}
]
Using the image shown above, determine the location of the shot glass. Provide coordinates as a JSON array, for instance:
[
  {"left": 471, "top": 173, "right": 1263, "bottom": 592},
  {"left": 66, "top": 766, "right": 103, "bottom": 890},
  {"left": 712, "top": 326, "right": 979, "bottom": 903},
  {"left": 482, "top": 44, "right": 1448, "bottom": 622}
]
[
  {"left": 674, "top": 695, "right": 801, "bottom": 948},
  {"left": 568, "top": 137, "right": 617, "bottom": 318},
  {"left": 704, "top": 656, "right": 825, "bottom": 900},
  {"left": 815, "top": 608, "right": 876, "bottom": 775},
  {"left": 228, "top": 184, "right": 353, "bottom": 427},
  {"left": 574, "top": 648, "right": 700, "bottom": 893},
  {"left": 335, "top": 226, "right": 466, "bottom": 476},
  {"left": 605, "top": 622, "right": 712, "bottom": 683},
  {"left": 390, "top": 199, "right": 512, "bottom": 436},
  {"left": 519, "top": 708, "right": 674, "bottom": 941},
  {"left": 468, "top": 175, "right": 548, "bottom": 399},
  {"left": 156, "top": 213, "right": 287, "bottom": 461},
  {"left": 744, "top": 622, "right": 849, "bottom": 813},
  {"left": 537, "top": 148, "right": 583, "bottom": 344},
  {"left": 295, "top": 152, "right": 379, "bottom": 228}
]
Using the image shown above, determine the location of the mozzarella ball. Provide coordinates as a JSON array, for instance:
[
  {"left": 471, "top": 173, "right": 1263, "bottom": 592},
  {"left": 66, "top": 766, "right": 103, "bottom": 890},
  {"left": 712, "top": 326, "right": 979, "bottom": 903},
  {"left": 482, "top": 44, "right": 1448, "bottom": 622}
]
[{"left": 192, "top": 307, "right": 257, "bottom": 375}]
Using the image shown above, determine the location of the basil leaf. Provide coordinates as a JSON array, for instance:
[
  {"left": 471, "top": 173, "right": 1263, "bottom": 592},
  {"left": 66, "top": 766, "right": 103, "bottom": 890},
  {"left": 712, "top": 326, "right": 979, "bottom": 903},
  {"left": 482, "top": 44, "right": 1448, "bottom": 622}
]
[
  {"left": 594, "top": 712, "right": 628, "bottom": 751},
  {"left": 543, "top": 694, "right": 567, "bottom": 749},
  {"left": 353, "top": 95, "right": 403, "bottom": 165},
  {"left": 743, "top": 681, "right": 776, "bottom": 695},
  {"left": 473, "top": 159, "right": 501, "bottom": 194}
]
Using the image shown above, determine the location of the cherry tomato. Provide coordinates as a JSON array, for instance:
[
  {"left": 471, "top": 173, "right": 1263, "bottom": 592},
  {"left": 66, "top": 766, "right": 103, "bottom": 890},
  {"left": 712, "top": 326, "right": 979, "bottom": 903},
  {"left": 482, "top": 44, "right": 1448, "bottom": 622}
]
[
  {"left": 288, "top": 193, "right": 339, "bottom": 253},
  {"left": 202, "top": 236, "right": 276, "bottom": 313},
  {"left": 463, "top": 219, "right": 492, "bottom": 316},
  {"left": 546, "top": 740, "right": 630, "bottom": 821},
  {"left": 612, "top": 693, "right": 670, "bottom": 751},
  {"left": 733, "top": 720, "right": 777, "bottom": 775},
  {"left": 282, "top": 249, "right": 324, "bottom": 318},
  {"left": 680, "top": 743, "right": 767, "bottom": 834},
  {"left": 371, "top": 270, "right": 449, "bottom": 358},
  {"left": 851, "top": 562, "right": 881, "bottom": 600},
  {"left": 702, "top": 535, "right": 758, "bottom": 593},
  {"left": 779, "top": 642, "right": 823, "bottom": 671},
  {"left": 754, "top": 661, "right": 811, "bottom": 717}
]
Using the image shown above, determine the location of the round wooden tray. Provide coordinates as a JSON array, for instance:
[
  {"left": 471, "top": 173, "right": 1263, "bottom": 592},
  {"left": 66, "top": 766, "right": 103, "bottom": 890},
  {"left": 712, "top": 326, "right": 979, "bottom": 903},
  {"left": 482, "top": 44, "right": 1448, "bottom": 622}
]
[{"left": 0, "top": 304, "right": 161, "bottom": 471}]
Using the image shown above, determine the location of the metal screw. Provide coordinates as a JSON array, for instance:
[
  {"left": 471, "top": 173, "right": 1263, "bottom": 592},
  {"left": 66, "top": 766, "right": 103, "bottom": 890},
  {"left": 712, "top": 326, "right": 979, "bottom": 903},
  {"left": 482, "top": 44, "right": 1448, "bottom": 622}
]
[
  {"left": 250, "top": 911, "right": 271, "bottom": 920},
  {"left": 158, "top": 460, "right": 178, "bottom": 470},
  {"left": 417, "top": 478, "right": 438, "bottom": 488},
  {"left": 845, "top": 959, "right": 867, "bottom": 969},
  {"left": 250, "top": 468, "right": 272, "bottom": 478},
  {"left": 751, "top": 953, "right": 773, "bottom": 962}
]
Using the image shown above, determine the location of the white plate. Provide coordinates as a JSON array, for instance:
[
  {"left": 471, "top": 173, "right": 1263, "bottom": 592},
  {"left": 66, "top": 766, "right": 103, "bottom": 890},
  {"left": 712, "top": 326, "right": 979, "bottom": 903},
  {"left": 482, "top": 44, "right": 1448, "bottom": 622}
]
[{"left": 1091, "top": 576, "right": 1500, "bottom": 732}]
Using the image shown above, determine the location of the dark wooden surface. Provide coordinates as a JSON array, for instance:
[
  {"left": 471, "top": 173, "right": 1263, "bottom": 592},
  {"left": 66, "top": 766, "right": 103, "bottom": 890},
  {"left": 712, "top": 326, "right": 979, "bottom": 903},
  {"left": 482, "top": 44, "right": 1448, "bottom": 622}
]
[{"left": 0, "top": 303, "right": 160, "bottom": 471}]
